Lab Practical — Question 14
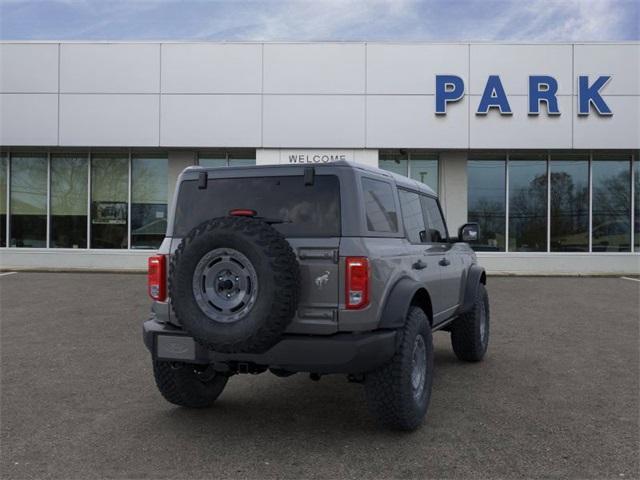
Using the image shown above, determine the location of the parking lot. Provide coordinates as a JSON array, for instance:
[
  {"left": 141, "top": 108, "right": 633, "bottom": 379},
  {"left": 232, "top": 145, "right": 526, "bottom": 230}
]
[{"left": 0, "top": 273, "right": 638, "bottom": 479}]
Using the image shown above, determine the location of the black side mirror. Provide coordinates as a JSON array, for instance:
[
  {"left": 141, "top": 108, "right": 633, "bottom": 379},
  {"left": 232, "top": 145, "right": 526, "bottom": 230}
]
[{"left": 458, "top": 223, "right": 480, "bottom": 243}]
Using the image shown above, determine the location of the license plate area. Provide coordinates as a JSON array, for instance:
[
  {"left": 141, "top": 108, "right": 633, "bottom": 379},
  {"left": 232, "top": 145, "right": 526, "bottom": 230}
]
[{"left": 156, "top": 334, "right": 196, "bottom": 361}]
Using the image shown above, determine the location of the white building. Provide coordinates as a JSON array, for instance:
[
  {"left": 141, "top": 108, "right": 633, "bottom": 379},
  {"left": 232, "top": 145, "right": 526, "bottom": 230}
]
[{"left": 0, "top": 41, "right": 638, "bottom": 274}]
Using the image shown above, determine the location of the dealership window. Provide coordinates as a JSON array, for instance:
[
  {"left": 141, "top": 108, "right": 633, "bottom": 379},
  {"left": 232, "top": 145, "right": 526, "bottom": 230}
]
[
  {"left": 0, "top": 154, "right": 6, "bottom": 247},
  {"left": 467, "top": 155, "right": 506, "bottom": 251},
  {"left": 50, "top": 154, "right": 88, "bottom": 248},
  {"left": 508, "top": 153, "right": 548, "bottom": 252},
  {"left": 361, "top": 177, "right": 398, "bottom": 233},
  {"left": 10, "top": 154, "right": 47, "bottom": 248},
  {"left": 131, "top": 154, "right": 168, "bottom": 249},
  {"left": 91, "top": 154, "right": 128, "bottom": 249},
  {"left": 379, "top": 150, "right": 439, "bottom": 193},
  {"left": 198, "top": 150, "right": 256, "bottom": 167},
  {"left": 592, "top": 153, "right": 631, "bottom": 252},
  {"left": 550, "top": 153, "right": 589, "bottom": 252}
]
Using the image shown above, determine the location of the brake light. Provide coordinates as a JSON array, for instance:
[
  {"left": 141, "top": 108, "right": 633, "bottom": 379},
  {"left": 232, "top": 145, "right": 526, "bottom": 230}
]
[
  {"left": 148, "top": 255, "right": 167, "bottom": 301},
  {"left": 229, "top": 209, "right": 257, "bottom": 217},
  {"left": 345, "top": 257, "right": 369, "bottom": 309}
]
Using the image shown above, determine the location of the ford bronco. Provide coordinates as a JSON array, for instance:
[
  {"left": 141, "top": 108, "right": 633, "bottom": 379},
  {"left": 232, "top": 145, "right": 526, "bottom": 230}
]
[{"left": 143, "top": 161, "right": 489, "bottom": 430}]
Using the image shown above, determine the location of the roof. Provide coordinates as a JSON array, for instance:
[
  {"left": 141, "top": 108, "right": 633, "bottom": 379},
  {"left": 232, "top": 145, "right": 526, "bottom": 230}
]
[{"left": 185, "top": 160, "right": 437, "bottom": 197}]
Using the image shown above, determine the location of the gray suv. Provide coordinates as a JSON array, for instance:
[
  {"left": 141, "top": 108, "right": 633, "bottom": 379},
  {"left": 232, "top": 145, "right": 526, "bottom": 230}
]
[{"left": 143, "top": 161, "right": 489, "bottom": 430}]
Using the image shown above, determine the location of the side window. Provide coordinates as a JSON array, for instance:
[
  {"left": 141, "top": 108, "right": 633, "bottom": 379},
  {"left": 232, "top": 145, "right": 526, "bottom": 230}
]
[
  {"left": 420, "top": 195, "right": 448, "bottom": 243},
  {"left": 361, "top": 177, "right": 398, "bottom": 233},
  {"left": 398, "top": 189, "right": 427, "bottom": 243}
]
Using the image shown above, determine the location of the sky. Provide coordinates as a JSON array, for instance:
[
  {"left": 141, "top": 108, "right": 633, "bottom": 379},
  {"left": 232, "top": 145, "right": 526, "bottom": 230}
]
[{"left": 0, "top": 0, "right": 638, "bottom": 42}]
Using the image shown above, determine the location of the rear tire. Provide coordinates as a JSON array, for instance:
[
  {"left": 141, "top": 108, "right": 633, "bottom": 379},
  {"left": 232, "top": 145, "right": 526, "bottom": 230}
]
[
  {"left": 153, "top": 361, "right": 228, "bottom": 408},
  {"left": 450, "top": 283, "right": 490, "bottom": 362},
  {"left": 364, "top": 307, "right": 433, "bottom": 431}
]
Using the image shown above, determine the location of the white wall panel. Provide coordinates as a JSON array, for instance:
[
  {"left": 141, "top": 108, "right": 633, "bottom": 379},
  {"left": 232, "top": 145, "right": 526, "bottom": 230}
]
[
  {"left": 60, "top": 43, "right": 160, "bottom": 93},
  {"left": 469, "top": 95, "right": 572, "bottom": 149},
  {"left": 263, "top": 95, "right": 364, "bottom": 147},
  {"left": 367, "top": 44, "right": 468, "bottom": 94},
  {"left": 59, "top": 94, "right": 159, "bottom": 146},
  {"left": 161, "top": 95, "right": 261, "bottom": 147},
  {"left": 470, "top": 44, "right": 573, "bottom": 95},
  {"left": 573, "top": 96, "right": 640, "bottom": 149},
  {"left": 574, "top": 44, "right": 640, "bottom": 95},
  {"left": 161, "top": 44, "right": 261, "bottom": 93},
  {"left": 0, "top": 44, "right": 58, "bottom": 93},
  {"left": 263, "top": 43, "right": 365, "bottom": 94},
  {"left": 0, "top": 94, "right": 58, "bottom": 145},
  {"left": 366, "top": 95, "right": 468, "bottom": 148}
]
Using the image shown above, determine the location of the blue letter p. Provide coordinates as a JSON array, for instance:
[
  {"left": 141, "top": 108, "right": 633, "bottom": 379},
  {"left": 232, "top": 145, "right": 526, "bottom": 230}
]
[{"left": 435, "top": 75, "right": 464, "bottom": 115}]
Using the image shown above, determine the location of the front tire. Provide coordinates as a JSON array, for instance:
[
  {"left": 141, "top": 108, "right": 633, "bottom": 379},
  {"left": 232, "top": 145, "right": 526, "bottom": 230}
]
[
  {"left": 153, "top": 361, "right": 228, "bottom": 408},
  {"left": 450, "top": 283, "right": 490, "bottom": 362},
  {"left": 364, "top": 307, "right": 433, "bottom": 431}
]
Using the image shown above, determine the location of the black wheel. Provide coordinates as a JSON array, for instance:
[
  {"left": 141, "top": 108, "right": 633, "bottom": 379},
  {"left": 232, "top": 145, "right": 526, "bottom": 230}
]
[
  {"left": 451, "top": 283, "right": 490, "bottom": 362},
  {"left": 364, "top": 306, "right": 433, "bottom": 431},
  {"left": 170, "top": 216, "right": 300, "bottom": 353},
  {"left": 153, "top": 361, "right": 228, "bottom": 408}
]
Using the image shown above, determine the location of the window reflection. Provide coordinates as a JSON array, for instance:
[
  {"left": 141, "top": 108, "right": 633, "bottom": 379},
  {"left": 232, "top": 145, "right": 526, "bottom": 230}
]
[
  {"left": 379, "top": 151, "right": 408, "bottom": 176},
  {"left": 10, "top": 154, "right": 47, "bottom": 247},
  {"left": 410, "top": 154, "right": 438, "bottom": 193},
  {"left": 0, "top": 155, "right": 6, "bottom": 247},
  {"left": 91, "top": 155, "right": 128, "bottom": 249},
  {"left": 592, "top": 155, "right": 631, "bottom": 252},
  {"left": 379, "top": 151, "right": 439, "bottom": 193},
  {"left": 420, "top": 195, "right": 448, "bottom": 242},
  {"left": 199, "top": 150, "right": 256, "bottom": 167},
  {"left": 508, "top": 155, "right": 547, "bottom": 252},
  {"left": 398, "top": 189, "right": 426, "bottom": 243},
  {"left": 468, "top": 159, "right": 506, "bottom": 251},
  {"left": 228, "top": 150, "right": 256, "bottom": 166},
  {"left": 50, "top": 155, "right": 88, "bottom": 248},
  {"left": 362, "top": 178, "right": 398, "bottom": 233},
  {"left": 131, "top": 155, "right": 168, "bottom": 249},
  {"left": 550, "top": 156, "right": 589, "bottom": 252}
]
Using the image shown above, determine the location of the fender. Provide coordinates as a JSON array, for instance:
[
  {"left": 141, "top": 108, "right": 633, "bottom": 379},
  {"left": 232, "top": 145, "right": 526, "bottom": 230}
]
[
  {"left": 459, "top": 264, "right": 486, "bottom": 315},
  {"left": 378, "top": 277, "right": 429, "bottom": 330}
]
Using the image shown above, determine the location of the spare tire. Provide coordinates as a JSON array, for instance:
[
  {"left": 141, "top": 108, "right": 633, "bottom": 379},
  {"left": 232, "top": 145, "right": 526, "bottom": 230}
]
[{"left": 169, "top": 216, "right": 300, "bottom": 353}]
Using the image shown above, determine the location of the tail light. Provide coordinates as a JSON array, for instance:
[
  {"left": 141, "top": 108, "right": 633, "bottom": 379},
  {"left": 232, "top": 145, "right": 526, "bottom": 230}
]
[
  {"left": 148, "top": 255, "right": 167, "bottom": 301},
  {"left": 345, "top": 257, "right": 369, "bottom": 309}
]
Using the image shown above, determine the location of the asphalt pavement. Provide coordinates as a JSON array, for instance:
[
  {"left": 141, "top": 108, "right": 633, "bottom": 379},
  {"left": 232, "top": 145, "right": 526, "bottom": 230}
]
[{"left": 1, "top": 273, "right": 638, "bottom": 479}]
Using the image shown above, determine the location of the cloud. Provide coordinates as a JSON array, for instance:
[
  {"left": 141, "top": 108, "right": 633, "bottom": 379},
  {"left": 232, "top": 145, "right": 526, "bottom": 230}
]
[{"left": 0, "top": 0, "right": 637, "bottom": 41}]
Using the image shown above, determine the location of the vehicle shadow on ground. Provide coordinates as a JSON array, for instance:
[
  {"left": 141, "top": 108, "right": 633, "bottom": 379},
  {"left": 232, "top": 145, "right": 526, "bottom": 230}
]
[{"left": 142, "top": 344, "right": 467, "bottom": 438}]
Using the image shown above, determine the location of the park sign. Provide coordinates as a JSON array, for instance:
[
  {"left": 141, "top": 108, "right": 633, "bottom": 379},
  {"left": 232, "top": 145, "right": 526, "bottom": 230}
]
[{"left": 435, "top": 75, "right": 613, "bottom": 116}]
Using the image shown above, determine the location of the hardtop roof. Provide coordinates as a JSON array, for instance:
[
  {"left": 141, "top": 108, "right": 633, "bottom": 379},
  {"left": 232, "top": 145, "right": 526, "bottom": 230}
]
[{"left": 185, "top": 160, "right": 437, "bottom": 197}]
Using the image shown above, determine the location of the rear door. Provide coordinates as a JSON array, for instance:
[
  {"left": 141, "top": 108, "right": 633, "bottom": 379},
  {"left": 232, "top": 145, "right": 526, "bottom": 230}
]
[
  {"left": 420, "top": 195, "right": 463, "bottom": 319},
  {"left": 397, "top": 189, "right": 446, "bottom": 319}
]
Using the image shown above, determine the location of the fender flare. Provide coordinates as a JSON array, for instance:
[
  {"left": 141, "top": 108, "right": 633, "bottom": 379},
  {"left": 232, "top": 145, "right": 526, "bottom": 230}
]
[
  {"left": 459, "top": 264, "right": 486, "bottom": 314},
  {"left": 378, "top": 277, "right": 430, "bottom": 330}
]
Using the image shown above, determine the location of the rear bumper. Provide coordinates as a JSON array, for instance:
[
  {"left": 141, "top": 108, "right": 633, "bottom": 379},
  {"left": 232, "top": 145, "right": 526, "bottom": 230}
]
[{"left": 143, "top": 318, "right": 397, "bottom": 374}]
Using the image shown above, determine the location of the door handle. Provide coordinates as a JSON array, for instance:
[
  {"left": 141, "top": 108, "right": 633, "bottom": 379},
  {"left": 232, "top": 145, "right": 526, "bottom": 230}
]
[
  {"left": 438, "top": 257, "right": 450, "bottom": 267},
  {"left": 412, "top": 260, "right": 427, "bottom": 270}
]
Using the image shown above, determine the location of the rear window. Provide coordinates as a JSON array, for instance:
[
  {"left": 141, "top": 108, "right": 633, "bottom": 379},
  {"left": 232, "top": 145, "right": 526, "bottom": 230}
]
[
  {"left": 361, "top": 177, "right": 398, "bottom": 233},
  {"left": 173, "top": 175, "right": 341, "bottom": 237}
]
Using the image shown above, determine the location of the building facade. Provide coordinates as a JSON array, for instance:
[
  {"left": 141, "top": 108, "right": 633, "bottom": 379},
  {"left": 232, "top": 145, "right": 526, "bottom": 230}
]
[{"left": 0, "top": 41, "right": 638, "bottom": 274}]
